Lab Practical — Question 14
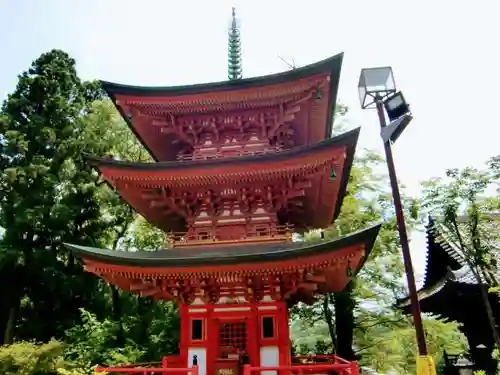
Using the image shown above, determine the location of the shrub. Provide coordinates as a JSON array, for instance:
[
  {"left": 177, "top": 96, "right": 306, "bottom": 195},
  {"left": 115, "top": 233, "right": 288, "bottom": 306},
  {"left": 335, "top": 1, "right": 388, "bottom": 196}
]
[{"left": 0, "top": 340, "right": 64, "bottom": 375}]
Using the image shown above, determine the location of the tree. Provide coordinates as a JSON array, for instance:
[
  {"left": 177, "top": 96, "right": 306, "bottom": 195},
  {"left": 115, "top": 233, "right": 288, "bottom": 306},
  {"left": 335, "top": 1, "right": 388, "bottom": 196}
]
[
  {"left": 64, "top": 99, "right": 178, "bottom": 362},
  {"left": 421, "top": 159, "right": 500, "bottom": 346},
  {"left": 292, "top": 148, "right": 413, "bottom": 359},
  {"left": 0, "top": 50, "right": 179, "bottom": 366},
  {"left": 291, "top": 106, "right": 467, "bottom": 372},
  {"left": 0, "top": 50, "right": 105, "bottom": 343},
  {"left": 0, "top": 52, "right": 170, "bottom": 348},
  {"left": 292, "top": 99, "right": 417, "bottom": 358},
  {"left": 292, "top": 314, "right": 467, "bottom": 373}
]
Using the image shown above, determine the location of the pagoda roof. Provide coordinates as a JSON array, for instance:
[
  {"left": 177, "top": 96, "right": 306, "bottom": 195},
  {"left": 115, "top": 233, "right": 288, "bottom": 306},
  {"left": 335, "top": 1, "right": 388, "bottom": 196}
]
[
  {"left": 89, "top": 128, "right": 359, "bottom": 232},
  {"left": 64, "top": 224, "right": 380, "bottom": 303},
  {"left": 102, "top": 53, "right": 342, "bottom": 99},
  {"left": 101, "top": 53, "right": 344, "bottom": 161},
  {"left": 89, "top": 127, "right": 357, "bottom": 173},
  {"left": 65, "top": 224, "right": 380, "bottom": 268}
]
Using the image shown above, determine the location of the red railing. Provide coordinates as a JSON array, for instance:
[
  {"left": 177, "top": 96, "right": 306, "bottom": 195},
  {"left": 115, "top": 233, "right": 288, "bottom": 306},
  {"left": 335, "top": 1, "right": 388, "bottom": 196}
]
[
  {"left": 177, "top": 147, "right": 284, "bottom": 161},
  {"left": 95, "top": 363, "right": 198, "bottom": 375},
  {"left": 93, "top": 355, "right": 357, "bottom": 375},
  {"left": 162, "top": 355, "right": 183, "bottom": 368},
  {"left": 244, "top": 355, "right": 359, "bottom": 375},
  {"left": 167, "top": 224, "right": 294, "bottom": 247}
]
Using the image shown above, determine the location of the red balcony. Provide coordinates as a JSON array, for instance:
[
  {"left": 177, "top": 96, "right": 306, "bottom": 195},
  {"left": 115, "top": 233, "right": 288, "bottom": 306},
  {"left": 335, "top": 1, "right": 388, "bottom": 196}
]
[{"left": 167, "top": 224, "right": 294, "bottom": 248}]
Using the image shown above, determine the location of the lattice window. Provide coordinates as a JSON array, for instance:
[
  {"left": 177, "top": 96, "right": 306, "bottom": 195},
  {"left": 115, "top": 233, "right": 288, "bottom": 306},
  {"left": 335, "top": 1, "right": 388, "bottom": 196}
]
[{"left": 219, "top": 322, "right": 247, "bottom": 356}]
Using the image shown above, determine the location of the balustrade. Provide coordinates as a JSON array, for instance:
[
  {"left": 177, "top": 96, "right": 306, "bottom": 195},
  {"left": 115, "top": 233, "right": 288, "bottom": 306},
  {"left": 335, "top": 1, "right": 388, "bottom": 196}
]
[
  {"left": 243, "top": 355, "right": 359, "bottom": 375},
  {"left": 177, "top": 146, "right": 284, "bottom": 161},
  {"left": 95, "top": 361, "right": 198, "bottom": 375},
  {"left": 93, "top": 355, "right": 359, "bottom": 375},
  {"left": 167, "top": 224, "right": 294, "bottom": 247}
]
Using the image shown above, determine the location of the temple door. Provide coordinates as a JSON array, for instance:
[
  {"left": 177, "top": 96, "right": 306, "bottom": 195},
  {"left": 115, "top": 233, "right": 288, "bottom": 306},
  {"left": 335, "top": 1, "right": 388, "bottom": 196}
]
[{"left": 213, "top": 319, "right": 249, "bottom": 375}]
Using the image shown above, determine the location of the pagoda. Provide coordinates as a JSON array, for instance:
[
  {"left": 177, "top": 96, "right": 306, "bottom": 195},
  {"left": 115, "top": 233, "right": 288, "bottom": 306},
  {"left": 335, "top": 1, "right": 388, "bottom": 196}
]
[
  {"left": 65, "top": 10, "right": 379, "bottom": 375},
  {"left": 397, "top": 218, "right": 500, "bottom": 373}
]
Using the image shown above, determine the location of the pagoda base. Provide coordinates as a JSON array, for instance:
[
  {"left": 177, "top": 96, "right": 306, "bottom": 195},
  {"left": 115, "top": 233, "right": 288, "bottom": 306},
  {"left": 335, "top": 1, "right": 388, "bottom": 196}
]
[{"left": 178, "top": 298, "right": 290, "bottom": 375}]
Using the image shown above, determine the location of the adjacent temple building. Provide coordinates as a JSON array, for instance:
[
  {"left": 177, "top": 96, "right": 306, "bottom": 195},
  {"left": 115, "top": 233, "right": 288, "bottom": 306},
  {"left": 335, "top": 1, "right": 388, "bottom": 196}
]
[
  {"left": 398, "top": 218, "right": 500, "bottom": 374},
  {"left": 66, "top": 9, "right": 379, "bottom": 375}
]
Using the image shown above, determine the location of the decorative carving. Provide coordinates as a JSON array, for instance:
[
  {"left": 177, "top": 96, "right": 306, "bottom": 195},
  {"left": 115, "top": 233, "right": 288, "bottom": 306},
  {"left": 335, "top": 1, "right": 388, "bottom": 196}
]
[
  {"left": 245, "top": 277, "right": 265, "bottom": 302},
  {"left": 201, "top": 283, "right": 220, "bottom": 304},
  {"left": 139, "top": 174, "right": 323, "bottom": 246},
  {"left": 148, "top": 102, "right": 310, "bottom": 160},
  {"left": 142, "top": 187, "right": 199, "bottom": 218},
  {"left": 280, "top": 273, "right": 301, "bottom": 300}
]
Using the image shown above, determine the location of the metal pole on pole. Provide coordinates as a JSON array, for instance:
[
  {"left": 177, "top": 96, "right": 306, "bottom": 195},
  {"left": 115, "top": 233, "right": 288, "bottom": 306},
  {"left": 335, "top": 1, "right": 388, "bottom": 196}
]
[{"left": 375, "top": 98, "right": 428, "bottom": 356}]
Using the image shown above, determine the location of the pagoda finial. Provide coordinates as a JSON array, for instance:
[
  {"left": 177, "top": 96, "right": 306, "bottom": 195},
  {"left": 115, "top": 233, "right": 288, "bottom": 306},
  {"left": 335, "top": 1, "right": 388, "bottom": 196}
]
[{"left": 228, "top": 7, "right": 242, "bottom": 81}]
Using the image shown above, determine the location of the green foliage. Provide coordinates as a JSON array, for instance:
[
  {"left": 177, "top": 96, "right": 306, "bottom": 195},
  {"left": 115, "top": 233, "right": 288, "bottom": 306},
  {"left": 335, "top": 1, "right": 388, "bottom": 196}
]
[
  {"left": 0, "top": 49, "right": 108, "bottom": 344},
  {"left": 0, "top": 50, "right": 178, "bottom": 370},
  {"left": 293, "top": 147, "right": 414, "bottom": 357},
  {"left": 421, "top": 158, "right": 500, "bottom": 346},
  {"left": 121, "top": 216, "right": 167, "bottom": 251},
  {"left": 0, "top": 340, "right": 64, "bottom": 375},
  {"left": 64, "top": 309, "right": 143, "bottom": 371},
  {"left": 421, "top": 162, "right": 500, "bottom": 283},
  {"left": 57, "top": 369, "right": 100, "bottom": 375},
  {"left": 292, "top": 106, "right": 468, "bottom": 372},
  {"left": 355, "top": 318, "right": 467, "bottom": 374}
]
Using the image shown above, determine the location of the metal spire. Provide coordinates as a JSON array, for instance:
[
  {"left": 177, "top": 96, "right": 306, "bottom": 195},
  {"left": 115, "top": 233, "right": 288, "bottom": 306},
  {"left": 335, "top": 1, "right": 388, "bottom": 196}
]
[{"left": 228, "top": 7, "right": 242, "bottom": 80}]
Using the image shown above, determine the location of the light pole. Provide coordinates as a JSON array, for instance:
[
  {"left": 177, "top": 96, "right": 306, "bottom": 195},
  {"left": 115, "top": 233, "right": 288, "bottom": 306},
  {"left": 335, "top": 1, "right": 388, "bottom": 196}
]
[{"left": 358, "top": 67, "right": 433, "bottom": 372}]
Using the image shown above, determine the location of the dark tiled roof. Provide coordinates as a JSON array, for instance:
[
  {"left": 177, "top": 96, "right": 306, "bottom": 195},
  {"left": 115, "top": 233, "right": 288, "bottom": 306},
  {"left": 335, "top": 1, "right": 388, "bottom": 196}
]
[
  {"left": 101, "top": 53, "right": 344, "bottom": 161},
  {"left": 65, "top": 223, "right": 381, "bottom": 268},
  {"left": 86, "top": 127, "right": 359, "bottom": 171},
  {"left": 423, "top": 217, "right": 464, "bottom": 288},
  {"left": 101, "top": 53, "right": 343, "bottom": 98},
  {"left": 87, "top": 128, "right": 359, "bottom": 223},
  {"left": 397, "top": 218, "right": 491, "bottom": 308}
]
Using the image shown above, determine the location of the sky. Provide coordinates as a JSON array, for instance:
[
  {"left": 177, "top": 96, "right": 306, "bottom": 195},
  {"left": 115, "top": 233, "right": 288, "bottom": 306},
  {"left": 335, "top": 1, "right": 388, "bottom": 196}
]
[{"left": 1, "top": 0, "right": 499, "bottom": 284}]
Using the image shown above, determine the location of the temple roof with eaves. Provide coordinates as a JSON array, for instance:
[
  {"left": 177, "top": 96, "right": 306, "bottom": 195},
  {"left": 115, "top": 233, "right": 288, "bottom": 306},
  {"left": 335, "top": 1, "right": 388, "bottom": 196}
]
[
  {"left": 422, "top": 217, "right": 464, "bottom": 288},
  {"left": 397, "top": 218, "right": 490, "bottom": 310},
  {"left": 65, "top": 224, "right": 380, "bottom": 268},
  {"left": 88, "top": 128, "right": 359, "bottom": 233},
  {"left": 102, "top": 53, "right": 344, "bottom": 161},
  {"left": 64, "top": 224, "right": 380, "bottom": 304}
]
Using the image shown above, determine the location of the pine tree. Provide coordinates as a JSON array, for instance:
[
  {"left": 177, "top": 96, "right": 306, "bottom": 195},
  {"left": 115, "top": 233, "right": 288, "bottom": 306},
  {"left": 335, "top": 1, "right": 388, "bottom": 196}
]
[
  {"left": 0, "top": 50, "right": 104, "bottom": 343},
  {"left": 228, "top": 7, "right": 242, "bottom": 81}
]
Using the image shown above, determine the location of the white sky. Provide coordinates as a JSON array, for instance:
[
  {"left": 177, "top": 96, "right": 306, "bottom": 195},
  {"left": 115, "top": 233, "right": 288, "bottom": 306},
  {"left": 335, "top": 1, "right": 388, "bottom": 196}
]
[{"left": 1, "top": 0, "right": 499, "bottom": 284}]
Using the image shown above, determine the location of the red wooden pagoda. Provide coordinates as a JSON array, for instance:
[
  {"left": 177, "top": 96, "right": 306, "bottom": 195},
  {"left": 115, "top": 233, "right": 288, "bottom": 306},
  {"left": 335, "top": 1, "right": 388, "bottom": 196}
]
[{"left": 66, "top": 51, "right": 379, "bottom": 375}]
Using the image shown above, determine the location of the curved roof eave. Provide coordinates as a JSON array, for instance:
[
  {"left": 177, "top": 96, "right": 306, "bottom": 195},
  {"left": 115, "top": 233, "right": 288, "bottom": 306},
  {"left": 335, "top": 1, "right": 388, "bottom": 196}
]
[
  {"left": 101, "top": 53, "right": 344, "bottom": 162},
  {"left": 86, "top": 127, "right": 359, "bottom": 221},
  {"left": 64, "top": 223, "right": 380, "bottom": 268},
  {"left": 396, "top": 264, "right": 480, "bottom": 309},
  {"left": 100, "top": 53, "right": 343, "bottom": 98},
  {"left": 86, "top": 127, "right": 359, "bottom": 171}
]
